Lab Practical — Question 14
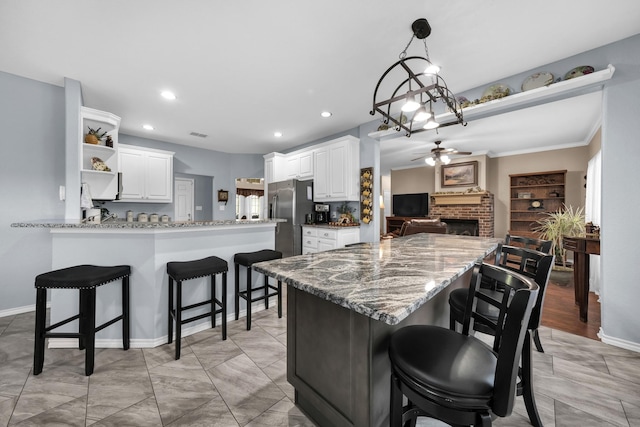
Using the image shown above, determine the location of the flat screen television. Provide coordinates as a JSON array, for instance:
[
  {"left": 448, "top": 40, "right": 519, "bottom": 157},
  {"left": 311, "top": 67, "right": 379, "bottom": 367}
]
[{"left": 392, "top": 193, "right": 429, "bottom": 217}]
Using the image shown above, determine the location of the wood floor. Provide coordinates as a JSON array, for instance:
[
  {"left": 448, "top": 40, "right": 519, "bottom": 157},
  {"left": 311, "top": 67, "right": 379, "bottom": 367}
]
[{"left": 541, "top": 279, "right": 601, "bottom": 340}]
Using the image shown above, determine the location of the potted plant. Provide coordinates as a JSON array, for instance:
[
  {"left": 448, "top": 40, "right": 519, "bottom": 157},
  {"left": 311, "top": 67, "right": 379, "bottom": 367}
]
[{"left": 534, "top": 204, "right": 585, "bottom": 271}]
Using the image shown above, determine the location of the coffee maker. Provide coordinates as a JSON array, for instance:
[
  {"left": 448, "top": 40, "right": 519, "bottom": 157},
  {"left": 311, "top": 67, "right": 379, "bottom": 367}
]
[{"left": 315, "top": 204, "right": 330, "bottom": 223}]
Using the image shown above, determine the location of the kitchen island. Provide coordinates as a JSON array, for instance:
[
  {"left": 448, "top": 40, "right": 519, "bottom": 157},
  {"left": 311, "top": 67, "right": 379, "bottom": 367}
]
[
  {"left": 253, "top": 233, "right": 502, "bottom": 427},
  {"left": 13, "top": 219, "right": 283, "bottom": 347}
]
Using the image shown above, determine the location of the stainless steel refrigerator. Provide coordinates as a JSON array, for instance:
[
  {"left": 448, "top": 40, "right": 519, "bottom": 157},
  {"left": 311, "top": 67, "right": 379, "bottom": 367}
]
[{"left": 268, "top": 179, "right": 315, "bottom": 258}]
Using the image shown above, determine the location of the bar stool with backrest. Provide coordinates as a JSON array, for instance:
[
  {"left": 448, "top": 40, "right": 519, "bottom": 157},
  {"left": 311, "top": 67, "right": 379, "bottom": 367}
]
[
  {"left": 33, "top": 264, "right": 131, "bottom": 376},
  {"left": 389, "top": 262, "right": 539, "bottom": 426},
  {"left": 448, "top": 244, "right": 554, "bottom": 427},
  {"left": 234, "top": 249, "right": 282, "bottom": 330},
  {"left": 505, "top": 233, "right": 553, "bottom": 253},
  {"left": 167, "top": 255, "right": 228, "bottom": 360}
]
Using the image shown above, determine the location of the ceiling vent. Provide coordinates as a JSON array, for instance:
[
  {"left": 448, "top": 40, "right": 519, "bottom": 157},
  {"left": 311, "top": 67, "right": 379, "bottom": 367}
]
[{"left": 189, "top": 132, "right": 208, "bottom": 138}]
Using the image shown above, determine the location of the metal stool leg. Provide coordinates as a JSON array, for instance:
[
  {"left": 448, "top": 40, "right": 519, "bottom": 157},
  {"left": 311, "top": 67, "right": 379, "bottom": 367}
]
[
  {"left": 246, "top": 267, "right": 252, "bottom": 330},
  {"left": 78, "top": 290, "right": 86, "bottom": 350},
  {"left": 211, "top": 274, "right": 217, "bottom": 328},
  {"left": 532, "top": 328, "right": 544, "bottom": 353},
  {"left": 168, "top": 277, "right": 174, "bottom": 344},
  {"left": 222, "top": 272, "right": 227, "bottom": 340},
  {"left": 264, "top": 274, "right": 269, "bottom": 309},
  {"left": 33, "top": 288, "right": 47, "bottom": 375},
  {"left": 122, "top": 276, "right": 130, "bottom": 350},
  {"left": 175, "top": 281, "right": 183, "bottom": 360},
  {"left": 522, "top": 331, "right": 543, "bottom": 427},
  {"left": 234, "top": 263, "right": 241, "bottom": 320},
  {"left": 83, "top": 288, "right": 97, "bottom": 376}
]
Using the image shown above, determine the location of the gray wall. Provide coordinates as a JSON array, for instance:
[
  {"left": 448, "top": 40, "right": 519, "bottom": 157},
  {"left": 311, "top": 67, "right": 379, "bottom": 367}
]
[
  {"left": 600, "top": 34, "right": 640, "bottom": 347},
  {"left": 0, "top": 71, "right": 263, "bottom": 314},
  {"left": 0, "top": 71, "right": 65, "bottom": 312}
]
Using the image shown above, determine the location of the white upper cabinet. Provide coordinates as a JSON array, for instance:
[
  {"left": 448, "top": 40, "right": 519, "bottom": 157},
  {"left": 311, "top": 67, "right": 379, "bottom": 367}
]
[
  {"left": 264, "top": 136, "right": 359, "bottom": 201},
  {"left": 118, "top": 145, "right": 174, "bottom": 203},
  {"left": 80, "top": 107, "right": 120, "bottom": 200},
  {"left": 313, "top": 136, "right": 360, "bottom": 201},
  {"left": 264, "top": 152, "right": 286, "bottom": 184},
  {"left": 285, "top": 150, "right": 314, "bottom": 180}
]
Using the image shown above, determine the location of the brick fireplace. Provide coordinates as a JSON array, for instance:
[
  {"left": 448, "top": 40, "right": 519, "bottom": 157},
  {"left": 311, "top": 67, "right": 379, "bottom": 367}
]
[{"left": 430, "top": 192, "right": 495, "bottom": 237}]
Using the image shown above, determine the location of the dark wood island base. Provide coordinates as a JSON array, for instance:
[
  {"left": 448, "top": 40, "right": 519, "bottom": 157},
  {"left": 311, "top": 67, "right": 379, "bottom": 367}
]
[{"left": 287, "top": 277, "right": 468, "bottom": 427}]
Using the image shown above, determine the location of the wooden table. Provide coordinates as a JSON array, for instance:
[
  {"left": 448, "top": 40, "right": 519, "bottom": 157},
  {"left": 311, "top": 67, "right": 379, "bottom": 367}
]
[{"left": 562, "top": 235, "right": 600, "bottom": 322}]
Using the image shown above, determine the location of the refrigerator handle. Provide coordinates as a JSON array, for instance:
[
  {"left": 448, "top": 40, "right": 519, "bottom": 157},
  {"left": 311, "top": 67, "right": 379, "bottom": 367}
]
[{"left": 272, "top": 194, "right": 278, "bottom": 219}]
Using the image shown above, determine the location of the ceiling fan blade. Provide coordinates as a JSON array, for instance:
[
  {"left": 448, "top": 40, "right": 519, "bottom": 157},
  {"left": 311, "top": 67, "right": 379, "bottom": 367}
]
[
  {"left": 454, "top": 151, "right": 472, "bottom": 155},
  {"left": 411, "top": 155, "right": 427, "bottom": 162}
]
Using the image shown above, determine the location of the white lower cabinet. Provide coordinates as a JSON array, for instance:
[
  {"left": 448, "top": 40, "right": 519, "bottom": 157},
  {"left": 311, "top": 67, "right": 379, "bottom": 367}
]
[
  {"left": 118, "top": 145, "right": 174, "bottom": 203},
  {"left": 302, "top": 226, "right": 360, "bottom": 254}
]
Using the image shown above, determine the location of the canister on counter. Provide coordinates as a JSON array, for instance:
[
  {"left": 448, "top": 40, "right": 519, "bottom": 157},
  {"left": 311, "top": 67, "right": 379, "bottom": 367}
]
[
  {"left": 150, "top": 213, "right": 159, "bottom": 223},
  {"left": 126, "top": 210, "right": 134, "bottom": 222},
  {"left": 137, "top": 213, "right": 148, "bottom": 222},
  {"left": 161, "top": 215, "right": 170, "bottom": 223}
]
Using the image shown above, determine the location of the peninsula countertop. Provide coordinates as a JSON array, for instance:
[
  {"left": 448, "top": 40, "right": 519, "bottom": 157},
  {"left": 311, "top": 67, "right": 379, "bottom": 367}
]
[
  {"left": 254, "top": 233, "right": 502, "bottom": 325},
  {"left": 11, "top": 218, "right": 285, "bottom": 230}
]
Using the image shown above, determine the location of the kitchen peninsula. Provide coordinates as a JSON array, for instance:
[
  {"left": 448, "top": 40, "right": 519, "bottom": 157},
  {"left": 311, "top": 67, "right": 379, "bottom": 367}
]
[
  {"left": 12, "top": 219, "right": 283, "bottom": 347},
  {"left": 253, "top": 233, "right": 502, "bottom": 427}
]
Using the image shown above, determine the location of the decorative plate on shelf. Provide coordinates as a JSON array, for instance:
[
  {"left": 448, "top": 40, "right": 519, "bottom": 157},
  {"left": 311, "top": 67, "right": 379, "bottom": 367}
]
[
  {"left": 528, "top": 200, "right": 544, "bottom": 210},
  {"left": 481, "top": 84, "right": 512, "bottom": 101},
  {"left": 521, "top": 72, "right": 554, "bottom": 91},
  {"left": 564, "top": 65, "right": 594, "bottom": 80}
]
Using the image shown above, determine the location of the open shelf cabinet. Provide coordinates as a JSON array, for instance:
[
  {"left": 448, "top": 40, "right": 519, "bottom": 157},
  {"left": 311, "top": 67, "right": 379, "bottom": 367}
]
[{"left": 509, "top": 170, "right": 566, "bottom": 237}]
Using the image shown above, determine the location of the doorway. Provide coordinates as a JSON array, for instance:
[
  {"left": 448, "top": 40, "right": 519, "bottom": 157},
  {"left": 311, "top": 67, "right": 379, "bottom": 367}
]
[{"left": 174, "top": 178, "right": 194, "bottom": 222}]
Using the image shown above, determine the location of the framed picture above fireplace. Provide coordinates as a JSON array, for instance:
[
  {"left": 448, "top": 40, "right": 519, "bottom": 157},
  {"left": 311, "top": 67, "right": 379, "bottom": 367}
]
[{"left": 441, "top": 161, "right": 478, "bottom": 187}]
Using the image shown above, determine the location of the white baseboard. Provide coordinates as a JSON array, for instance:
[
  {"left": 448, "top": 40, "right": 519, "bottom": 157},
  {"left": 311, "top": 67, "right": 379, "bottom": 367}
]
[
  {"left": 598, "top": 327, "right": 640, "bottom": 353},
  {"left": 0, "top": 303, "right": 49, "bottom": 318}
]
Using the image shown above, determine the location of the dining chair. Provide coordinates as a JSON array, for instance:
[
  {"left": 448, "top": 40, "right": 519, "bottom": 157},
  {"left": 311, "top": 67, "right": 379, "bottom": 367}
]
[
  {"left": 448, "top": 245, "right": 554, "bottom": 427},
  {"left": 389, "top": 262, "right": 538, "bottom": 426}
]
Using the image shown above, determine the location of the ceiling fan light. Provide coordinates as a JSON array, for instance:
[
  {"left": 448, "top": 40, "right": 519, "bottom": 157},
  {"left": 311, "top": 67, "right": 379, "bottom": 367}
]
[
  {"left": 441, "top": 155, "right": 451, "bottom": 164},
  {"left": 425, "top": 157, "right": 436, "bottom": 166},
  {"left": 401, "top": 93, "right": 420, "bottom": 112}
]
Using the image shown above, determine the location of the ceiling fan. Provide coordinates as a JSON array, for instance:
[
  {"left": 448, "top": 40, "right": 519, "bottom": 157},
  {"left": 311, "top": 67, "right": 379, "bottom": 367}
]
[{"left": 411, "top": 140, "right": 472, "bottom": 166}]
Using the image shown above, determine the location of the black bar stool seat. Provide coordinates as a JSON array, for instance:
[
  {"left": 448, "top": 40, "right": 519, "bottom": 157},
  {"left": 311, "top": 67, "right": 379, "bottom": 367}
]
[
  {"left": 234, "top": 249, "right": 282, "bottom": 330},
  {"left": 33, "top": 264, "right": 131, "bottom": 376},
  {"left": 167, "top": 256, "right": 228, "bottom": 360}
]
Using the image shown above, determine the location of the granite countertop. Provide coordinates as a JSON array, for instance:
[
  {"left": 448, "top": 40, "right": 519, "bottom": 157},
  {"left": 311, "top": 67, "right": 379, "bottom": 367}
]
[
  {"left": 302, "top": 223, "right": 360, "bottom": 229},
  {"left": 11, "top": 218, "right": 285, "bottom": 229},
  {"left": 253, "top": 233, "right": 502, "bottom": 325}
]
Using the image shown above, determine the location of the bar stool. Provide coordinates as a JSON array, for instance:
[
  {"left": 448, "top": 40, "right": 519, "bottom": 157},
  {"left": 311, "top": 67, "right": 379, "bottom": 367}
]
[
  {"left": 33, "top": 264, "right": 131, "bottom": 376},
  {"left": 167, "top": 256, "right": 228, "bottom": 360},
  {"left": 234, "top": 249, "right": 282, "bottom": 330}
]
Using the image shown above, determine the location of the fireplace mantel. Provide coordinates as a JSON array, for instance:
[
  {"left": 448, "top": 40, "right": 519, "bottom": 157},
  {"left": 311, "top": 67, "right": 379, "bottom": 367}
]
[{"left": 432, "top": 192, "right": 489, "bottom": 205}]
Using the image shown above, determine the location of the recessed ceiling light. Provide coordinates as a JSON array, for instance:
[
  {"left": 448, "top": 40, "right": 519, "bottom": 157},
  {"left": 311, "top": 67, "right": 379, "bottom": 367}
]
[
  {"left": 274, "top": 131, "right": 283, "bottom": 138},
  {"left": 321, "top": 111, "right": 332, "bottom": 118},
  {"left": 143, "top": 124, "right": 154, "bottom": 130},
  {"left": 161, "top": 91, "right": 176, "bottom": 100}
]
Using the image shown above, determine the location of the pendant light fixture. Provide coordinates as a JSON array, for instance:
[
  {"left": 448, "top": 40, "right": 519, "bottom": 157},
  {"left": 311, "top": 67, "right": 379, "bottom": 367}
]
[{"left": 370, "top": 18, "right": 466, "bottom": 137}]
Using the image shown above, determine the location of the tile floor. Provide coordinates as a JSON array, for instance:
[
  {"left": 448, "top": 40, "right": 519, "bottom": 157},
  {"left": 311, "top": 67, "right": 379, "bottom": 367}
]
[{"left": 1, "top": 299, "right": 639, "bottom": 426}]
